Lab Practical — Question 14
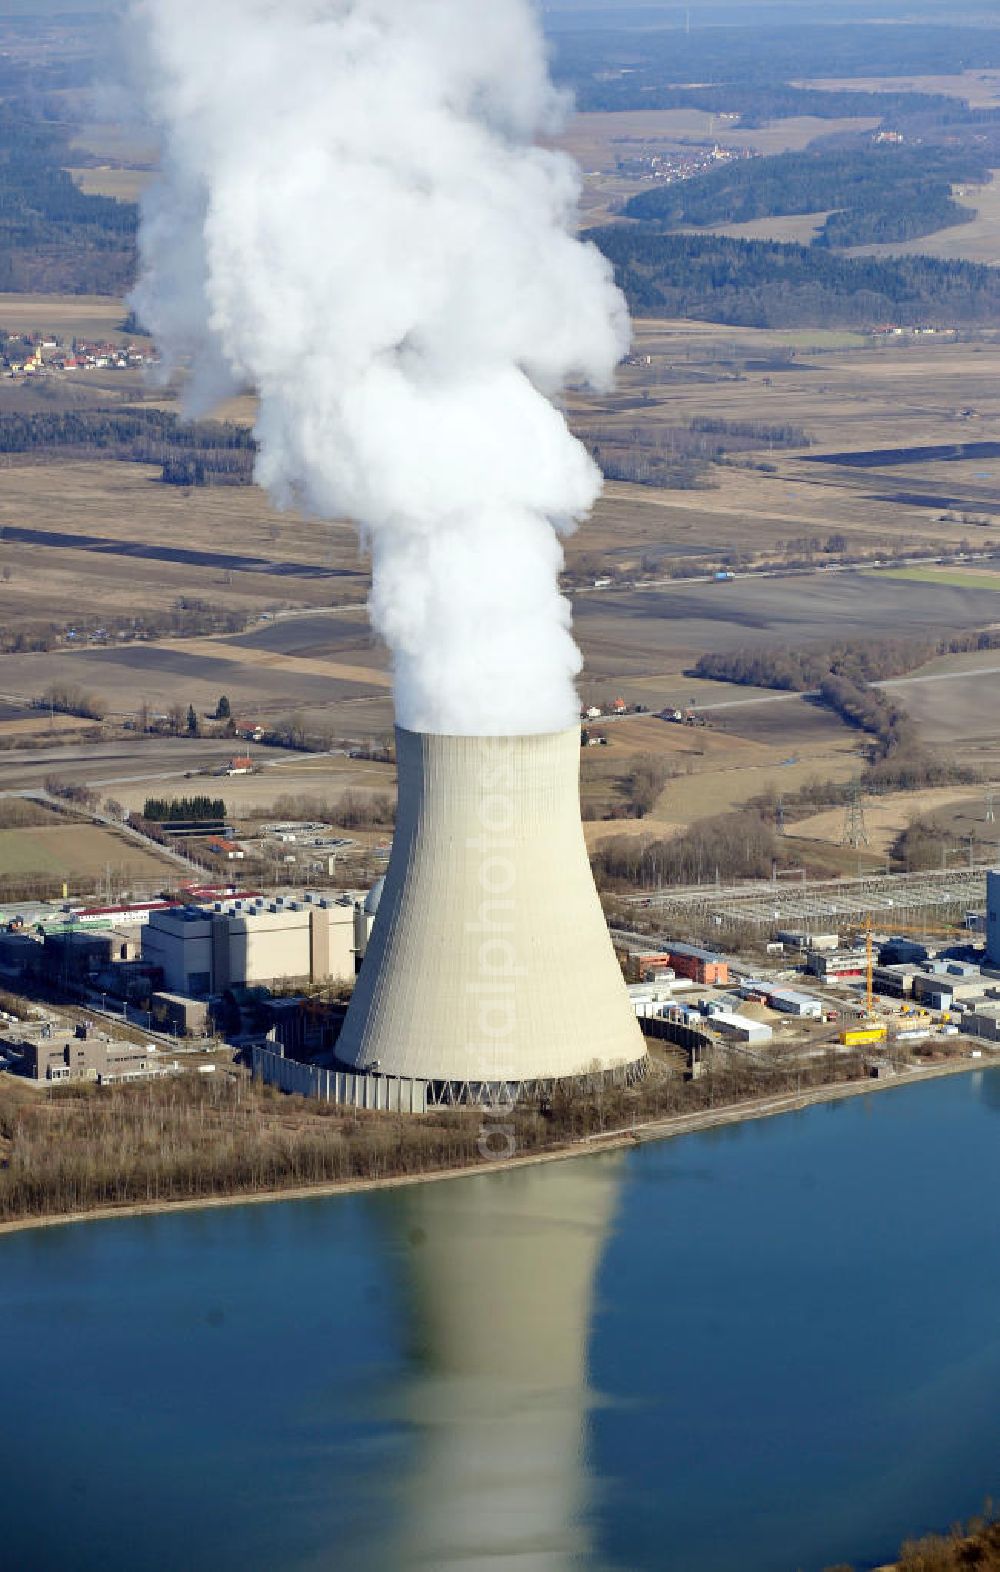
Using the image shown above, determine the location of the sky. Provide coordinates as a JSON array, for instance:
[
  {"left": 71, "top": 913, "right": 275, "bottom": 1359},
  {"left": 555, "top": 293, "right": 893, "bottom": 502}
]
[
  {"left": 3, "top": 1, "right": 995, "bottom": 18},
  {"left": 0, "top": 1, "right": 117, "bottom": 13},
  {"left": 541, "top": 0, "right": 997, "bottom": 19},
  {"left": 1, "top": 1, "right": 996, "bottom": 24}
]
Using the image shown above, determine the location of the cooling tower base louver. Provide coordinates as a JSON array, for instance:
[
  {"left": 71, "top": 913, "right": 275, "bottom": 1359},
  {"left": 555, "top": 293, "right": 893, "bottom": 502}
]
[
  {"left": 336, "top": 726, "right": 648, "bottom": 1099},
  {"left": 418, "top": 1056, "right": 648, "bottom": 1110}
]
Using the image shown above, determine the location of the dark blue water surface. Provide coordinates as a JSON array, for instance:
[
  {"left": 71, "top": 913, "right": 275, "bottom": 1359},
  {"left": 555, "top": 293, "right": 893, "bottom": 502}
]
[{"left": 3, "top": 1070, "right": 1000, "bottom": 1572}]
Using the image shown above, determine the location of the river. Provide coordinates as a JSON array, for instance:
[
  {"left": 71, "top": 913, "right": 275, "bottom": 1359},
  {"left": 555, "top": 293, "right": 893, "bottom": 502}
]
[{"left": 3, "top": 1070, "right": 1000, "bottom": 1571}]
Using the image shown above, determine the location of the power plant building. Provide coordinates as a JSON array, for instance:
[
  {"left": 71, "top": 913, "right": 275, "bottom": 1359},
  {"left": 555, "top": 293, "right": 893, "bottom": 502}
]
[
  {"left": 806, "top": 949, "right": 867, "bottom": 982},
  {"left": 336, "top": 727, "right": 647, "bottom": 1101},
  {"left": 656, "top": 943, "right": 730, "bottom": 986},
  {"left": 353, "top": 878, "right": 384, "bottom": 964},
  {"left": 988, "top": 871, "right": 1000, "bottom": 967},
  {"left": 7, "top": 1027, "right": 162, "bottom": 1086},
  {"left": 142, "top": 894, "right": 355, "bottom": 996}
]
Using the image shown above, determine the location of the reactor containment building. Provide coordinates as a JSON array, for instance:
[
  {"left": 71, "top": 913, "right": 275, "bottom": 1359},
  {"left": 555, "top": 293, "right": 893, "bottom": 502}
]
[{"left": 336, "top": 726, "right": 647, "bottom": 1103}]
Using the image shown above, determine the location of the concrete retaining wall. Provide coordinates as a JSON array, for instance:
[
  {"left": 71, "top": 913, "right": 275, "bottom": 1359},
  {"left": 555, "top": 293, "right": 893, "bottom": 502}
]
[{"left": 251, "top": 1044, "right": 428, "bottom": 1113}]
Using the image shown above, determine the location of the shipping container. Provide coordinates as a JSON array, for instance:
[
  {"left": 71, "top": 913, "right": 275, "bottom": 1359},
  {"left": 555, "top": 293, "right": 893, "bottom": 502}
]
[{"left": 841, "top": 1026, "right": 888, "bottom": 1047}]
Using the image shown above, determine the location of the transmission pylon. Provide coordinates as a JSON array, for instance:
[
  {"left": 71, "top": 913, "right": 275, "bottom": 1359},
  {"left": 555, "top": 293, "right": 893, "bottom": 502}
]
[
  {"left": 986, "top": 790, "right": 995, "bottom": 825},
  {"left": 842, "top": 780, "right": 869, "bottom": 849}
]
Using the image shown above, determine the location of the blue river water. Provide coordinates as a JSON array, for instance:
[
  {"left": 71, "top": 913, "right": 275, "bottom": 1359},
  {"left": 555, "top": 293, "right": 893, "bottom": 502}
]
[{"left": 3, "top": 1070, "right": 1000, "bottom": 1572}]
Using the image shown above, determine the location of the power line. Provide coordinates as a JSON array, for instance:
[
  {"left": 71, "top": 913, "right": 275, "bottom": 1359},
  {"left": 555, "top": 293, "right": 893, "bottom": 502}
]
[{"left": 842, "top": 780, "right": 869, "bottom": 850}]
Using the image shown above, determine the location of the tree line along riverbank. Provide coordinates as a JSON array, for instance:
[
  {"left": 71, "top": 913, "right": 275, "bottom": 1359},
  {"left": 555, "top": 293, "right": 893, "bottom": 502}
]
[
  {"left": 0, "top": 1042, "right": 986, "bottom": 1232},
  {"left": 827, "top": 1507, "right": 1000, "bottom": 1569}
]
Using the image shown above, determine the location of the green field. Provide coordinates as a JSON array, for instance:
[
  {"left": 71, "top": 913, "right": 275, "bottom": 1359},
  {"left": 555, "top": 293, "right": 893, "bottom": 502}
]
[
  {"left": 867, "top": 566, "right": 1000, "bottom": 591},
  {"left": 753, "top": 329, "right": 871, "bottom": 350},
  {"left": 0, "top": 825, "right": 174, "bottom": 881}
]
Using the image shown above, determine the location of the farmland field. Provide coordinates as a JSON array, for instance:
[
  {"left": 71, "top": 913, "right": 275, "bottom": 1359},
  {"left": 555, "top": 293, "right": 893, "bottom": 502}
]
[
  {"left": 68, "top": 167, "right": 152, "bottom": 203},
  {"left": 0, "top": 737, "right": 291, "bottom": 795},
  {"left": 3, "top": 242, "right": 1000, "bottom": 850},
  {"left": 696, "top": 212, "right": 831, "bottom": 245},
  {"left": 4, "top": 315, "right": 1000, "bottom": 652},
  {"left": 785, "top": 785, "right": 989, "bottom": 859},
  {"left": 555, "top": 109, "right": 881, "bottom": 224},
  {"left": 0, "top": 292, "right": 139, "bottom": 342},
  {"left": 868, "top": 566, "right": 1000, "bottom": 591},
  {"left": 4, "top": 566, "right": 990, "bottom": 738},
  {"left": 892, "top": 790, "right": 1000, "bottom": 862},
  {"left": 573, "top": 572, "right": 1000, "bottom": 676},
  {"left": 567, "top": 323, "right": 1000, "bottom": 576},
  {"left": 796, "top": 70, "right": 1000, "bottom": 108},
  {"left": 581, "top": 700, "right": 863, "bottom": 845},
  {"left": 878, "top": 662, "right": 1000, "bottom": 756},
  {"left": 0, "top": 824, "right": 176, "bottom": 882},
  {"left": 0, "top": 714, "right": 84, "bottom": 740},
  {"left": 111, "top": 752, "right": 398, "bottom": 819},
  {"left": 847, "top": 170, "right": 1000, "bottom": 267},
  {"left": 0, "top": 461, "right": 368, "bottom": 632},
  {"left": 0, "top": 636, "right": 391, "bottom": 730},
  {"left": 68, "top": 123, "right": 158, "bottom": 168}
]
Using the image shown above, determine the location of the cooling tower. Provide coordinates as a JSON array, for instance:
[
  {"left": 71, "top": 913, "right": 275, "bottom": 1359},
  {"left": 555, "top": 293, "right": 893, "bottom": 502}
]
[{"left": 336, "top": 726, "right": 647, "bottom": 1096}]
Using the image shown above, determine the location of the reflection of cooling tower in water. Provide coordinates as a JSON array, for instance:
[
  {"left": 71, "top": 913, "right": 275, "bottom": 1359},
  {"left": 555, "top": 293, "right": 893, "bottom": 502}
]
[
  {"left": 337, "top": 727, "right": 647, "bottom": 1097},
  {"left": 387, "top": 1156, "right": 623, "bottom": 1570}
]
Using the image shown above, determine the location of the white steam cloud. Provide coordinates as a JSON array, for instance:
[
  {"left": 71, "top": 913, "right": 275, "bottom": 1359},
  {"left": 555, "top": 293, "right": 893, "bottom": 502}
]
[{"left": 128, "top": 0, "right": 629, "bottom": 735}]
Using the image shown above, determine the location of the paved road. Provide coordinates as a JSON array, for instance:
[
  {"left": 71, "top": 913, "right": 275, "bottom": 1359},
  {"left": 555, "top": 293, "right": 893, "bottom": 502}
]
[
  {"left": 571, "top": 552, "right": 1000, "bottom": 598},
  {"left": 879, "top": 664, "right": 1000, "bottom": 691}
]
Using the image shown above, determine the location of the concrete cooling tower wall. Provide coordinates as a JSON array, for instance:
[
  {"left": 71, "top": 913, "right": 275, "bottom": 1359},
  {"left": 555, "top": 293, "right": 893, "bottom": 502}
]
[{"left": 336, "top": 726, "right": 647, "bottom": 1095}]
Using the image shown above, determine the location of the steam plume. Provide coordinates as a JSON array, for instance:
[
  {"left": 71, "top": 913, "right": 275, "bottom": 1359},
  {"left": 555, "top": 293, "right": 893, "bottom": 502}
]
[{"left": 128, "top": 0, "right": 629, "bottom": 735}]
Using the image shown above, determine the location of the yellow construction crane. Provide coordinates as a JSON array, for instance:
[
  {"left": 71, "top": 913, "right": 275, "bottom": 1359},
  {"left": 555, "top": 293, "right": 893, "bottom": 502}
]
[
  {"left": 841, "top": 913, "right": 937, "bottom": 1046},
  {"left": 865, "top": 913, "right": 874, "bottom": 1020},
  {"left": 841, "top": 912, "right": 960, "bottom": 1047},
  {"left": 836, "top": 915, "right": 884, "bottom": 1046}
]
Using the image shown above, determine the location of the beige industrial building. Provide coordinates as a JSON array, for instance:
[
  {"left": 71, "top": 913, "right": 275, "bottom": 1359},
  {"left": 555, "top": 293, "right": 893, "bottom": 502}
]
[
  {"left": 150, "top": 992, "right": 212, "bottom": 1037},
  {"left": 989, "top": 871, "right": 1000, "bottom": 967},
  {"left": 965, "top": 1002, "right": 1000, "bottom": 1041},
  {"left": 142, "top": 894, "right": 355, "bottom": 996},
  {"left": 337, "top": 727, "right": 647, "bottom": 1098},
  {"left": 9, "top": 1028, "right": 161, "bottom": 1085}
]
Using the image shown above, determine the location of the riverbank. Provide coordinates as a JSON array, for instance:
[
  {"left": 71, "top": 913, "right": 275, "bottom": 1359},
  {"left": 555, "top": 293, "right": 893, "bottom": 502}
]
[
  {"left": 0, "top": 1052, "right": 990, "bottom": 1239},
  {"left": 865, "top": 1508, "right": 1000, "bottom": 1572}
]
